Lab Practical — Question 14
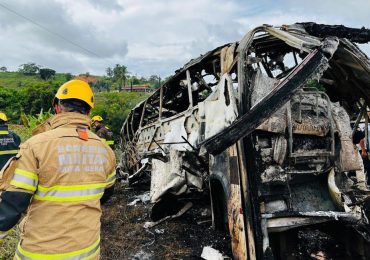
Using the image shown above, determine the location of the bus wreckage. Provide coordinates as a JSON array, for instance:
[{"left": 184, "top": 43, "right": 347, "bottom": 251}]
[{"left": 120, "top": 23, "right": 370, "bottom": 259}]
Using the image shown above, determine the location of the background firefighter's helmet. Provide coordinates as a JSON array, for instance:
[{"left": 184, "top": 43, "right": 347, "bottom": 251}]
[
  {"left": 54, "top": 79, "right": 94, "bottom": 108},
  {"left": 92, "top": 115, "right": 103, "bottom": 123},
  {"left": 0, "top": 112, "right": 8, "bottom": 122}
]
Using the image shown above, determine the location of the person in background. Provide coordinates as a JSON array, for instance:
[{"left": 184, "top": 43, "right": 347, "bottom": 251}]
[
  {"left": 91, "top": 115, "right": 115, "bottom": 148},
  {"left": 0, "top": 112, "right": 21, "bottom": 170},
  {"left": 353, "top": 128, "right": 370, "bottom": 185}
]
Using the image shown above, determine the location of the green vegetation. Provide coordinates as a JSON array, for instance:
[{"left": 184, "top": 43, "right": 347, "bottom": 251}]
[
  {"left": 39, "top": 68, "right": 56, "bottom": 80},
  {"left": 0, "top": 81, "right": 60, "bottom": 121},
  {"left": 3, "top": 91, "right": 147, "bottom": 143},
  {"left": 0, "top": 65, "right": 154, "bottom": 143},
  {"left": 21, "top": 110, "right": 53, "bottom": 129},
  {"left": 0, "top": 227, "right": 20, "bottom": 259},
  {"left": 307, "top": 80, "right": 326, "bottom": 91},
  {"left": 9, "top": 110, "right": 55, "bottom": 141},
  {"left": 0, "top": 72, "right": 69, "bottom": 89},
  {"left": 9, "top": 125, "right": 32, "bottom": 142},
  {"left": 95, "top": 64, "right": 163, "bottom": 92},
  {"left": 18, "top": 63, "right": 40, "bottom": 75},
  {"left": 92, "top": 92, "right": 149, "bottom": 140},
  {"left": 108, "top": 64, "right": 128, "bottom": 92}
]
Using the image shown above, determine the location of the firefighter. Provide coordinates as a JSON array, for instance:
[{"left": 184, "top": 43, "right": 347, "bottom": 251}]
[
  {"left": 91, "top": 115, "right": 114, "bottom": 148},
  {"left": 0, "top": 112, "right": 21, "bottom": 170},
  {"left": 0, "top": 79, "right": 116, "bottom": 259}
]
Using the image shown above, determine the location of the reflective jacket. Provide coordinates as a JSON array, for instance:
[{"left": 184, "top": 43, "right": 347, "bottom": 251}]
[
  {"left": 0, "top": 112, "right": 116, "bottom": 260},
  {"left": 0, "top": 124, "right": 21, "bottom": 170},
  {"left": 95, "top": 123, "right": 114, "bottom": 147}
]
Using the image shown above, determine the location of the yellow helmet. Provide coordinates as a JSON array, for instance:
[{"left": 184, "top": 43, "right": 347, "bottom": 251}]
[
  {"left": 92, "top": 115, "right": 103, "bottom": 123},
  {"left": 0, "top": 112, "right": 8, "bottom": 122},
  {"left": 55, "top": 79, "right": 94, "bottom": 108}
]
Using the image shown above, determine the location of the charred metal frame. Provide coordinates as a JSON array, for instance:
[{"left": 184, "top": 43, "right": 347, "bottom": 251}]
[{"left": 120, "top": 23, "right": 370, "bottom": 259}]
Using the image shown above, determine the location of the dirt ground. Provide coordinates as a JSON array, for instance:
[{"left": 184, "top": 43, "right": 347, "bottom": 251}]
[{"left": 100, "top": 182, "right": 232, "bottom": 259}]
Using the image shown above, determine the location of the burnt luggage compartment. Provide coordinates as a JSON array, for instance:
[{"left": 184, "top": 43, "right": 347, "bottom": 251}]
[{"left": 120, "top": 23, "right": 370, "bottom": 259}]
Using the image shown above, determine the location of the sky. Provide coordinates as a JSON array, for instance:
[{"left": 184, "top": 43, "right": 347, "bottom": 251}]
[{"left": 0, "top": 0, "right": 369, "bottom": 77}]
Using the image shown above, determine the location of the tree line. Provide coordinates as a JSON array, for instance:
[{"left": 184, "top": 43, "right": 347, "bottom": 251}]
[
  {"left": 92, "top": 64, "right": 165, "bottom": 92},
  {"left": 0, "top": 63, "right": 153, "bottom": 140},
  {"left": 0, "top": 63, "right": 69, "bottom": 81},
  {"left": 1, "top": 62, "right": 168, "bottom": 92}
]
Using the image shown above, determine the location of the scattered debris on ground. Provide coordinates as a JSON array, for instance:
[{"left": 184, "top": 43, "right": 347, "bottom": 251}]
[
  {"left": 201, "top": 246, "right": 229, "bottom": 260},
  {"left": 100, "top": 182, "right": 231, "bottom": 259}
]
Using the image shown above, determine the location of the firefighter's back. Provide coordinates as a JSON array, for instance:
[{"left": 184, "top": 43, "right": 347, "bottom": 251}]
[{"left": 15, "top": 114, "right": 115, "bottom": 259}]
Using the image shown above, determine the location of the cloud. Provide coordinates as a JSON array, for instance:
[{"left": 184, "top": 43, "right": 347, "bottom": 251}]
[
  {"left": 86, "top": 0, "right": 123, "bottom": 11},
  {"left": 2, "top": 1, "right": 127, "bottom": 57},
  {"left": 0, "top": 0, "right": 369, "bottom": 76},
  {"left": 0, "top": 0, "right": 128, "bottom": 73}
]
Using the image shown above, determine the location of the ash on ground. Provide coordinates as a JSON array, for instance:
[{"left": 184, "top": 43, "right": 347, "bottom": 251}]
[{"left": 100, "top": 182, "right": 231, "bottom": 259}]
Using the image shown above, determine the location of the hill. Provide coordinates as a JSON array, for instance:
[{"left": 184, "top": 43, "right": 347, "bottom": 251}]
[
  {"left": 0, "top": 72, "right": 69, "bottom": 89},
  {"left": 0, "top": 72, "right": 149, "bottom": 140}
]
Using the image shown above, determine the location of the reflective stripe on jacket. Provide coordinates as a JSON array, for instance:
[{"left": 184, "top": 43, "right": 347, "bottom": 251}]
[
  {"left": 15, "top": 236, "right": 100, "bottom": 260},
  {"left": 100, "top": 138, "right": 114, "bottom": 146},
  {"left": 0, "top": 125, "right": 20, "bottom": 169},
  {"left": 95, "top": 124, "right": 114, "bottom": 147},
  {"left": 6, "top": 112, "right": 116, "bottom": 260}
]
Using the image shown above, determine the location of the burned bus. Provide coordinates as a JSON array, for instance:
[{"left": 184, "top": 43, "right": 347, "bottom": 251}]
[{"left": 120, "top": 23, "right": 370, "bottom": 259}]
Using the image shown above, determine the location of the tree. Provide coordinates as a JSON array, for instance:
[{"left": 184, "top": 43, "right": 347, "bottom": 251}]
[
  {"left": 39, "top": 68, "right": 56, "bottom": 80},
  {"left": 65, "top": 73, "right": 73, "bottom": 81},
  {"left": 18, "top": 63, "right": 40, "bottom": 75},
  {"left": 139, "top": 76, "right": 147, "bottom": 83},
  {"left": 93, "top": 79, "right": 110, "bottom": 93},
  {"left": 112, "top": 64, "right": 128, "bottom": 92},
  {"left": 22, "top": 82, "right": 59, "bottom": 115},
  {"left": 148, "top": 75, "right": 161, "bottom": 89},
  {"left": 0, "top": 66, "right": 7, "bottom": 72},
  {"left": 129, "top": 75, "right": 141, "bottom": 85},
  {"left": 106, "top": 67, "right": 113, "bottom": 78}
]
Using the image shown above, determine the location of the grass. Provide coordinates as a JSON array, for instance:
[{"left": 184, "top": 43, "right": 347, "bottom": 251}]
[
  {"left": 0, "top": 72, "right": 68, "bottom": 89},
  {"left": 9, "top": 125, "right": 33, "bottom": 142},
  {"left": 0, "top": 226, "right": 20, "bottom": 259}
]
